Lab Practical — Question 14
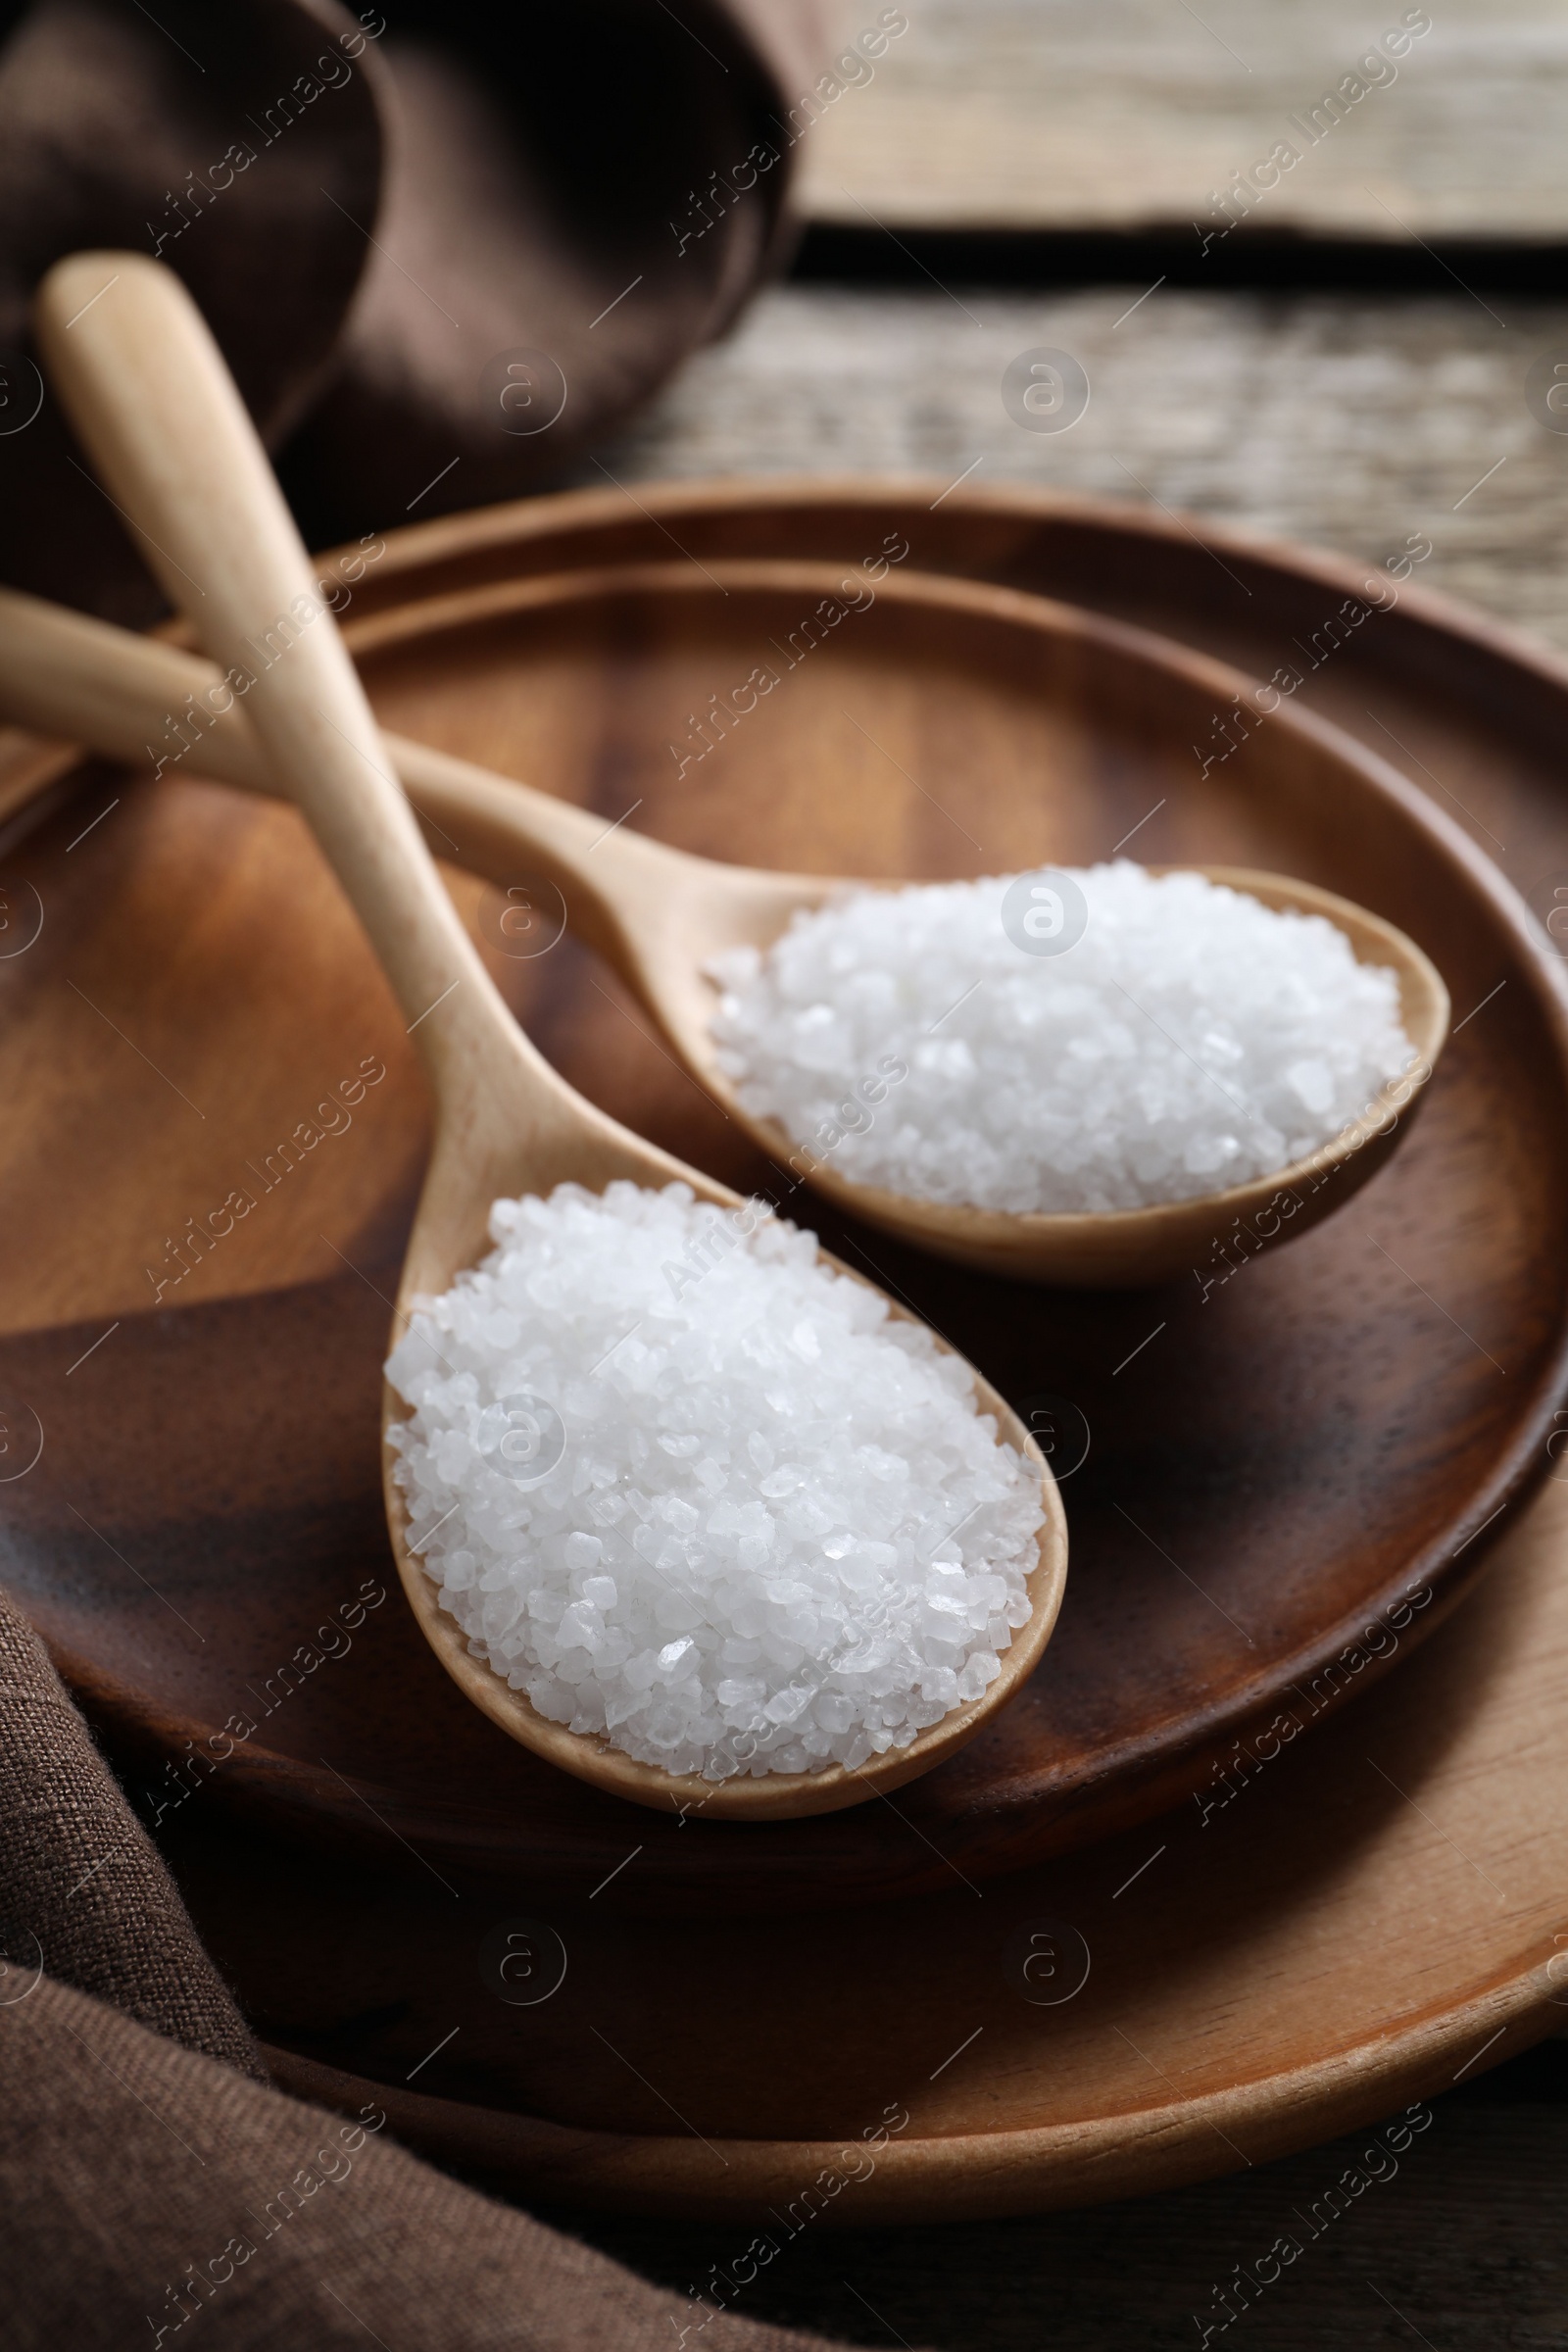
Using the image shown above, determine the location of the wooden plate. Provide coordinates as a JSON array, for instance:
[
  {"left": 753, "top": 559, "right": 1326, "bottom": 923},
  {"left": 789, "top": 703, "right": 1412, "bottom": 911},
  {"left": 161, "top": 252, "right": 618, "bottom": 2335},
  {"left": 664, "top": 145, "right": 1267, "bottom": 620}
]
[
  {"left": 3, "top": 526, "right": 1568, "bottom": 1913},
  {"left": 164, "top": 1474, "right": 1568, "bottom": 2219}
]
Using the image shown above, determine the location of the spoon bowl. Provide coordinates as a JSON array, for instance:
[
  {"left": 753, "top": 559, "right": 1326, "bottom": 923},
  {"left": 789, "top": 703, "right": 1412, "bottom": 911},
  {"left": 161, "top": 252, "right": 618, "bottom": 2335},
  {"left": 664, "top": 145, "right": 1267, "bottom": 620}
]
[
  {"left": 34, "top": 250, "right": 1067, "bottom": 1818},
  {"left": 677, "top": 854, "right": 1446, "bottom": 1293},
  {"left": 0, "top": 562, "right": 1448, "bottom": 1288},
  {"left": 386, "top": 1184, "right": 1069, "bottom": 1821},
  {"left": 344, "top": 562, "right": 1452, "bottom": 1287}
]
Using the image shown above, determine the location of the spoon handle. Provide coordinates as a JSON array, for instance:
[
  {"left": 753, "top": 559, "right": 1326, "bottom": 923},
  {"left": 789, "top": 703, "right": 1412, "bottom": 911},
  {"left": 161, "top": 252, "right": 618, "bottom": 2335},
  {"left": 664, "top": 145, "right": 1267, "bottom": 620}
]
[
  {"left": 33, "top": 252, "right": 523, "bottom": 1124},
  {"left": 0, "top": 572, "right": 824, "bottom": 1072},
  {"left": 0, "top": 578, "right": 703, "bottom": 986}
]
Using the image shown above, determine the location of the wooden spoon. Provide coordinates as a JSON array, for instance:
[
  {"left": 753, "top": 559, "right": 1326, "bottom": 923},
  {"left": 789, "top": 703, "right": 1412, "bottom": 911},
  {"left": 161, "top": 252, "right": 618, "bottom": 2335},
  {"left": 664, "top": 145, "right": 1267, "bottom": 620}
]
[
  {"left": 0, "top": 567, "right": 1449, "bottom": 1289},
  {"left": 33, "top": 250, "right": 1067, "bottom": 1819}
]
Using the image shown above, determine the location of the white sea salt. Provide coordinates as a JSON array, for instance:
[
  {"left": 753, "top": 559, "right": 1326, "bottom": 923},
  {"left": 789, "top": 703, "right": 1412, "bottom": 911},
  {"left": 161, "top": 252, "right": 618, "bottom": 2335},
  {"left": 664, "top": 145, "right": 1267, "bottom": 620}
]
[
  {"left": 708, "top": 861, "right": 1417, "bottom": 1214},
  {"left": 385, "top": 1182, "right": 1045, "bottom": 1779}
]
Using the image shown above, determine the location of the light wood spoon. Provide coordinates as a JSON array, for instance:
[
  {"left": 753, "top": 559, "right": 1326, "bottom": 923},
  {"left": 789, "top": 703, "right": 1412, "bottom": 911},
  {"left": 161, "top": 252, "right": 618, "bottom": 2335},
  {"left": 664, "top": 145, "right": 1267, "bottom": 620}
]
[
  {"left": 0, "top": 565, "right": 1449, "bottom": 1289},
  {"left": 34, "top": 249, "right": 1067, "bottom": 1819}
]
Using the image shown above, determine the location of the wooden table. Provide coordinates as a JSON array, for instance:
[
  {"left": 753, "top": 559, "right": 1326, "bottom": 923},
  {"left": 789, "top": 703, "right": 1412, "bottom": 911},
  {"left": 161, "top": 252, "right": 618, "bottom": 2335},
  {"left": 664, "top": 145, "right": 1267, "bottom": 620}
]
[
  {"left": 797, "top": 0, "right": 1568, "bottom": 243},
  {"left": 603, "top": 283, "right": 1568, "bottom": 657},
  {"left": 564, "top": 247, "right": 1568, "bottom": 2352},
  {"left": 558, "top": 2096, "right": 1568, "bottom": 2350}
]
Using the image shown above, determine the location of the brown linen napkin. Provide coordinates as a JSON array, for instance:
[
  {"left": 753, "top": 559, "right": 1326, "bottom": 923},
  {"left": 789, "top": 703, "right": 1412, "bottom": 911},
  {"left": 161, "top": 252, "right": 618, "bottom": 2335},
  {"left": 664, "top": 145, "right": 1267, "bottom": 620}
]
[
  {"left": 0, "top": 0, "right": 386, "bottom": 624},
  {"left": 0, "top": 1582, "right": 261, "bottom": 2076},
  {"left": 0, "top": 0, "right": 831, "bottom": 614},
  {"left": 4, "top": 1976, "right": 849, "bottom": 2350},
  {"left": 0, "top": 1584, "right": 847, "bottom": 2350},
  {"left": 286, "top": 0, "right": 836, "bottom": 538}
]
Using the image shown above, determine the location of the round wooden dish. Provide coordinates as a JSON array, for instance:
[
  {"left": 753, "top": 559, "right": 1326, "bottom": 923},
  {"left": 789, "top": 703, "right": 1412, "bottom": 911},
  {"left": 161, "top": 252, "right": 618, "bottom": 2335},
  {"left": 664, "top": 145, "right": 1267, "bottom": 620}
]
[
  {"left": 167, "top": 1477, "right": 1568, "bottom": 2220},
  {"left": 2, "top": 532, "right": 1567, "bottom": 1912}
]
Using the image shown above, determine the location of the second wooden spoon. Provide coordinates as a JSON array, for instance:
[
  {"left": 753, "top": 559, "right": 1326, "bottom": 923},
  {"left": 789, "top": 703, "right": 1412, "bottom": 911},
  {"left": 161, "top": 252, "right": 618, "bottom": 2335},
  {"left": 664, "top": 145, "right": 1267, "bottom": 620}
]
[
  {"left": 0, "top": 566, "right": 1448, "bottom": 1288},
  {"left": 33, "top": 249, "right": 1066, "bottom": 1819}
]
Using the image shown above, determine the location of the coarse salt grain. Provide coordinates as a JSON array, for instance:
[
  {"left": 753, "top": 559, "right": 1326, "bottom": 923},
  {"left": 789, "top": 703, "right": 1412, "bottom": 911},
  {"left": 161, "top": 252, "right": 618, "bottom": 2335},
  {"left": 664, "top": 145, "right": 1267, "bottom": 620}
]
[
  {"left": 707, "top": 861, "right": 1417, "bottom": 1215},
  {"left": 385, "top": 1182, "right": 1045, "bottom": 1780}
]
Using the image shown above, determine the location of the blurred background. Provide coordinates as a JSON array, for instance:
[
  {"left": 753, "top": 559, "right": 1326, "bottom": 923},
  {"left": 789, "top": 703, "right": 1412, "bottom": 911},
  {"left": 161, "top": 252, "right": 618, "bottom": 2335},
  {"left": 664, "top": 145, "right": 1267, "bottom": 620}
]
[{"left": 606, "top": 0, "right": 1568, "bottom": 648}]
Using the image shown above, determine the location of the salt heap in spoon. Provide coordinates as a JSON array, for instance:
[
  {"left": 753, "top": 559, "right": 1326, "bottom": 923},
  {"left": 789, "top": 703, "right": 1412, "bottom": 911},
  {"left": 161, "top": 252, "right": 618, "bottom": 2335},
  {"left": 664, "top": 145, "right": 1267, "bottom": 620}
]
[
  {"left": 708, "top": 860, "right": 1417, "bottom": 1215},
  {"left": 386, "top": 1182, "right": 1045, "bottom": 1780}
]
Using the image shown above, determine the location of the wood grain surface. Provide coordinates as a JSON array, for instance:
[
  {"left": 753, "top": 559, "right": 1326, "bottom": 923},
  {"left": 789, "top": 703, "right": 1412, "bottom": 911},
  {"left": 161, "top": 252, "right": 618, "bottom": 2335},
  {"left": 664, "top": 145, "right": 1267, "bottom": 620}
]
[
  {"left": 548, "top": 2094, "right": 1568, "bottom": 2352},
  {"left": 800, "top": 0, "right": 1568, "bottom": 241},
  {"left": 600, "top": 284, "right": 1568, "bottom": 658},
  {"left": 164, "top": 1466, "right": 1568, "bottom": 2218}
]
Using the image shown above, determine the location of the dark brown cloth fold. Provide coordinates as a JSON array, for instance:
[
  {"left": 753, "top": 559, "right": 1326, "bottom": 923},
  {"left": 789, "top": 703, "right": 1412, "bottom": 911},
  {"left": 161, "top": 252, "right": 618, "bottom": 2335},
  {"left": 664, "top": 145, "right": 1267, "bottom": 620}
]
[
  {"left": 0, "top": 0, "right": 831, "bottom": 609},
  {"left": 276, "top": 0, "right": 833, "bottom": 536},
  {"left": 0, "top": 0, "right": 386, "bottom": 623},
  {"left": 0, "top": 1585, "right": 846, "bottom": 2350},
  {"left": 0, "top": 1586, "right": 261, "bottom": 2077},
  {"left": 2, "top": 1975, "right": 843, "bottom": 2350}
]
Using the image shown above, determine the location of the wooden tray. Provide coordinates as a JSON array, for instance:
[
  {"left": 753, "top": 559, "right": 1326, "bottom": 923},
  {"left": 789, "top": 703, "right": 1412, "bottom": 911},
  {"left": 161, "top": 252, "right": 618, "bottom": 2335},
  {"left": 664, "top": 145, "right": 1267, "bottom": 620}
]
[
  {"left": 2, "top": 515, "right": 1568, "bottom": 1912},
  {"left": 163, "top": 1471, "right": 1568, "bottom": 2220}
]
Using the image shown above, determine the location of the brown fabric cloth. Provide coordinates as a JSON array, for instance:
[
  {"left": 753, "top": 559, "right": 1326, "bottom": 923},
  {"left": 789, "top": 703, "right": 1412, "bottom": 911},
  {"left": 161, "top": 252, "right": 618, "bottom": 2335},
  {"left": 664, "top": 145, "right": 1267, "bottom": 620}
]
[
  {"left": 0, "top": 1587, "right": 261, "bottom": 2078},
  {"left": 0, "top": 0, "right": 831, "bottom": 614},
  {"left": 0, "top": 1585, "right": 845, "bottom": 2350},
  {"left": 2, "top": 1976, "right": 845, "bottom": 2350},
  {"left": 288, "top": 0, "right": 835, "bottom": 538},
  {"left": 0, "top": 0, "right": 387, "bottom": 624}
]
